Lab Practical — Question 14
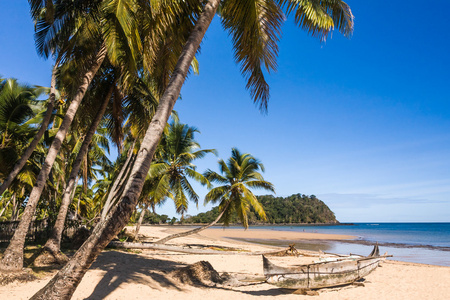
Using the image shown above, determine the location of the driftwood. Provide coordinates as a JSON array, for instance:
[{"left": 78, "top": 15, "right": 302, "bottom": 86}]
[{"left": 108, "top": 241, "right": 305, "bottom": 256}]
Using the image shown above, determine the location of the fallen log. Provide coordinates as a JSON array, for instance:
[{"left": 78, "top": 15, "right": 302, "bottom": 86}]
[{"left": 108, "top": 241, "right": 303, "bottom": 256}]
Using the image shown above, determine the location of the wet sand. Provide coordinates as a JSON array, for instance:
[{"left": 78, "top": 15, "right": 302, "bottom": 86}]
[{"left": 200, "top": 227, "right": 356, "bottom": 241}]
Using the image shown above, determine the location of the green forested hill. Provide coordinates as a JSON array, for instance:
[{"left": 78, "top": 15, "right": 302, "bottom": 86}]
[{"left": 184, "top": 193, "right": 338, "bottom": 224}]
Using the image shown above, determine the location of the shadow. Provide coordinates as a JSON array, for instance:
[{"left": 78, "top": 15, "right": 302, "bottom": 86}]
[
  {"left": 85, "top": 250, "right": 186, "bottom": 299},
  {"left": 237, "top": 287, "right": 297, "bottom": 296}
]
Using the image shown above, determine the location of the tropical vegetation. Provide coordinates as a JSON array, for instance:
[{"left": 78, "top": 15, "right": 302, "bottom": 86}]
[
  {"left": 154, "top": 148, "right": 274, "bottom": 244},
  {"left": 184, "top": 194, "right": 338, "bottom": 224},
  {"left": 0, "top": 0, "right": 354, "bottom": 298}
]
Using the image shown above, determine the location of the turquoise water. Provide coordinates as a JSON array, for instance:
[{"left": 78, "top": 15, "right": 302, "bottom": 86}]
[{"left": 229, "top": 223, "right": 450, "bottom": 266}]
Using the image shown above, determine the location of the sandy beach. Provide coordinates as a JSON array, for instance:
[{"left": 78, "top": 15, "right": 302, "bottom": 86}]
[{"left": 1, "top": 225, "right": 449, "bottom": 299}]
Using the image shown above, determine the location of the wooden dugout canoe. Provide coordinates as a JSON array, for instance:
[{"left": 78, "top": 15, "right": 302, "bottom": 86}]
[{"left": 263, "top": 245, "right": 388, "bottom": 289}]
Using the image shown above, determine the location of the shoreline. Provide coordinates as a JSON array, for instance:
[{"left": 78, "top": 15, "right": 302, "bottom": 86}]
[
  {"left": 198, "top": 227, "right": 357, "bottom": 241},
  {"left": 192, "top": 227, "right": 450, "bottom": 267},
  {"left": 164, "top": 222, "right": 356, "bottom": 227},
  {"left": 196, "top": 226, "right": 450, "bottom": 251}
]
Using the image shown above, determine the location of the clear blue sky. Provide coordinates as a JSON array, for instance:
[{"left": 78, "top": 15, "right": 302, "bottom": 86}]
[{"left": 1, "top": 1, "right": 449, "bottom": 222}]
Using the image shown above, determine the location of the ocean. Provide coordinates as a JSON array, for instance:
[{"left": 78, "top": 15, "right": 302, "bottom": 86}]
[{"left": 243, "top": 223, "right": 450, "bottom": 266}]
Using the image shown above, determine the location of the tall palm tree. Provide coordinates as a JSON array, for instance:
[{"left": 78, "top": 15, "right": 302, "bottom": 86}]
[
  {"left": 0, "top": 0, "right": 144, "bottom": 272},
  {"left": 205, "top": 148, "right": 274, "bottom": 227},
  {"left": 150, "top": 121, "right": 216, "bottom": 216},
  {"left": 0, "top": 65, "right": 58, "bottom": 197},
  {"left": 133, "top": 172, "right": 172, "bottom": 240},
  {"left": 31, "top": 1, "right": 354, "bottom": 298},
  {"left": 0, "top": 79, "right": 45, "bottom": 197},
  {"left": 38, "top": 78, "right": 114, "bottom": 262},
  {"left": 0, "top": 79, "right": 41, "bottom": 151},
  {"left": 156, "top": 148, "right": 274, "bottom": 244}
]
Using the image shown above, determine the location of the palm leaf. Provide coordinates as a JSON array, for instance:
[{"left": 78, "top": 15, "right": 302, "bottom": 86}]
[{"left": 221, "top": 0, "right": 284, "bottom": 111}]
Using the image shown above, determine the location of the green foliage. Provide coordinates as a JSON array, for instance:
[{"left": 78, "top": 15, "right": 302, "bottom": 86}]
[
  {"left": 255, "top": 194, "right": 338, "bottom": 224},
  {"left": 143, "top": 212, "right": 169, "bottom": 224},
  {"left": 150, "top": 121, "right": 216, "bottom": 215},
  {"left": 184, "top": 193, "right": 338, "bottom": 224},
  {"left": 204, "top": 148, "right": 274, "bottom": 228}
]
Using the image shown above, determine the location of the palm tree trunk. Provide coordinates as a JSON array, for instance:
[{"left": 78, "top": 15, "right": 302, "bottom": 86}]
[
  {"left": 0, "top": 64, "right": 58, "bottom": 196},
  {"left": 0, "top": 193, "right": 14, "bottom": 218},
  {"left": 134, "top": 204, "right": 147, "bottom": 240},
  {"left": 0, "top": 45, "right": 107, "bottom": 272},
  {"left": 155, "top": 201, "right": 229, "bottom": 244},
  {"left": 42, "top": 85, "right": 113, "bottom": 255},
  {"left": 100, "top": 140, "right": 136, "bottom": 220},
  {"left": 75, "top": 192, "right": 81, "bottom": 219},
  {"left": 30, "top": 1, "right": 219, "bottom": 298},
  {"left": 11, "top": 192, "right": 19, "bottom": 221}
]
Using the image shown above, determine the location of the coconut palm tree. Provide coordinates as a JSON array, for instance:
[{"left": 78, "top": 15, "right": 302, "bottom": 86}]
[
  {"left": 204, "top": 148, "right": 274, "bottom": 227},
  {"left": 37, "top": 78, "right": 114, "bottom": 262},
  {"left": 0, "top": 79, "right": 39, "bottom": 148},
  {"left": 0, "top": 0, "right": 145, "bottom": 271},
  {"left": 133, "top": 172, "right": 172, "bottom": 240},
  {"left": 0, "top": 79, "right": 46, "bottom": 214},
  {"left": 150, "top": 121, "right": 216, "bottom": 216},
  {"left": 0, "top": 65, "right": 58, "bottom": 197},
  {"left": 31, "top": 1, "right": 354, "bottom": 298},
  {"left": 156, "top": 148, "right": 274, "bottom": 244}
]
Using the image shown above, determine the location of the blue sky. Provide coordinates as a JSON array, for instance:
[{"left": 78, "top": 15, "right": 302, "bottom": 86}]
[{"left": 1, "top": 1, "right": 449, "bottom": 222}]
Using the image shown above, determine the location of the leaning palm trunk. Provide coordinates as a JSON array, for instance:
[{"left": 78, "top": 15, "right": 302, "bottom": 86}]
[
  {"left": 30, "top": 1, "right": 220, "bottom": 298},
  {"left": 134, "top": 204, "right": 147, "bottom": 240},
  {"left": 0, "top": 193, "right": 14, "bottom": 218},
  {"left": 100, "top": 140, "right": 136, "bottom": 220},
  {"left": 155, "top": 201, "right": 230, "bottom": 244},
  {"left": 0, "top": 45, "right": 107, "bottom": 272},
  {"left": 41, "top": 85, "right": 113, "bottom": 257},
  {"left": 0, "top": 65, "right": 58, "bottom": 196}
]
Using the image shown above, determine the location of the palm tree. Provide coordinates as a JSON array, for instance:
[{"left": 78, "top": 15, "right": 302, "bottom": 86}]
[
  {"left": 0, "top": 79, "right": 46, "bottom": 218},
  {"left": 0, "top": 65, "right": 58, "bottom": 197},
  {"left": 205, "top": 148, "right": 274, "bottom": 227},
  {"left": 37, "top": 79, "right": 114, "bottom": 262},
  {"left": 31, "top": 1, "right": 354, "bottom": 298},
  {"left": 156, "top": 148, "right": 274, "bottom": 244},
  {"left": 0, "top": 0, "right": 144, "bottom": 271},
  {"left": 0, "top": 79, "right": 39, "bottom": 148},
  {"left": 150, "top": 121, "right": 216, "bottom": 216},
  {"left": 134, "top": 172, "right": 172, "bottom": 240},
  {"left": 0, "top": 79, "right": 38, "bottom": 176}
]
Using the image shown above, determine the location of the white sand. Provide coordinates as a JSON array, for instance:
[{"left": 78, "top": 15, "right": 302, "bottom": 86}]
[{"left": 1, "top": 225, "right": 449, "bottom": 299}]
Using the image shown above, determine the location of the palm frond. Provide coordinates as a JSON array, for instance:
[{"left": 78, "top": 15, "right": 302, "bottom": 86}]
[
  {"left": 280, "top": 0, "right": 353, "bottom": 40},
  {"left": 204, "top": 185, "right": 230, "bottom": 204},
  {"left": 221, "top": 0, "right": 284, "bottom": 111}
]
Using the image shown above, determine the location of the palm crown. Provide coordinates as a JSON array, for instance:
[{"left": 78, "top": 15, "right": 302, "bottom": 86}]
[
  {"left": 204, "top": 148, "right": 275, "bottom": 228},
  {"left": 150, "top": 121, "right": 216, "bottom": 215}
]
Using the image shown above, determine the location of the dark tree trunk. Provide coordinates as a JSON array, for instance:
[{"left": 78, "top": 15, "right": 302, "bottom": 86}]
[
  {"left": 154, "top": 201, "right": 229, "bottom": 244},
  {"left": 42, "top": 85, "right": 112, "bottom": 256},
  {"left": 30, "top": 1, "right": 220, "bottom": 298},
  {"left": 0, "top": 65, "right": 58, "bottom": 196},
  {"left": 0, "top": 45, "right": 107, "bottom": 272}
]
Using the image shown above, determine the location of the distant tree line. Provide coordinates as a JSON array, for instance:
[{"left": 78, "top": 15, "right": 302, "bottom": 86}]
[{"left": 183, "top": 193, "right": 338, "bottom": 225}]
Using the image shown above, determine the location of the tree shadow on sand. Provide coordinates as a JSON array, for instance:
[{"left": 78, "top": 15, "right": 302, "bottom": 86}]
[
  {"left": 85, "top": 250, "right": 303, "bottom": 299},
  {"left": 85, "top": 251, "right": 186, "bottom": 299}
]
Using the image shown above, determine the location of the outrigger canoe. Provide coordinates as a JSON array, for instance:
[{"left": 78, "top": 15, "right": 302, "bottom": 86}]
[{"left": 263, "top": 245, "right": 389, "bottom": 289}]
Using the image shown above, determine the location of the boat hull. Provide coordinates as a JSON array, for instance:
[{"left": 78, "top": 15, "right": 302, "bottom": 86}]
[{"left": 263, "top": 255, "right": 382, "bottom": 289}]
